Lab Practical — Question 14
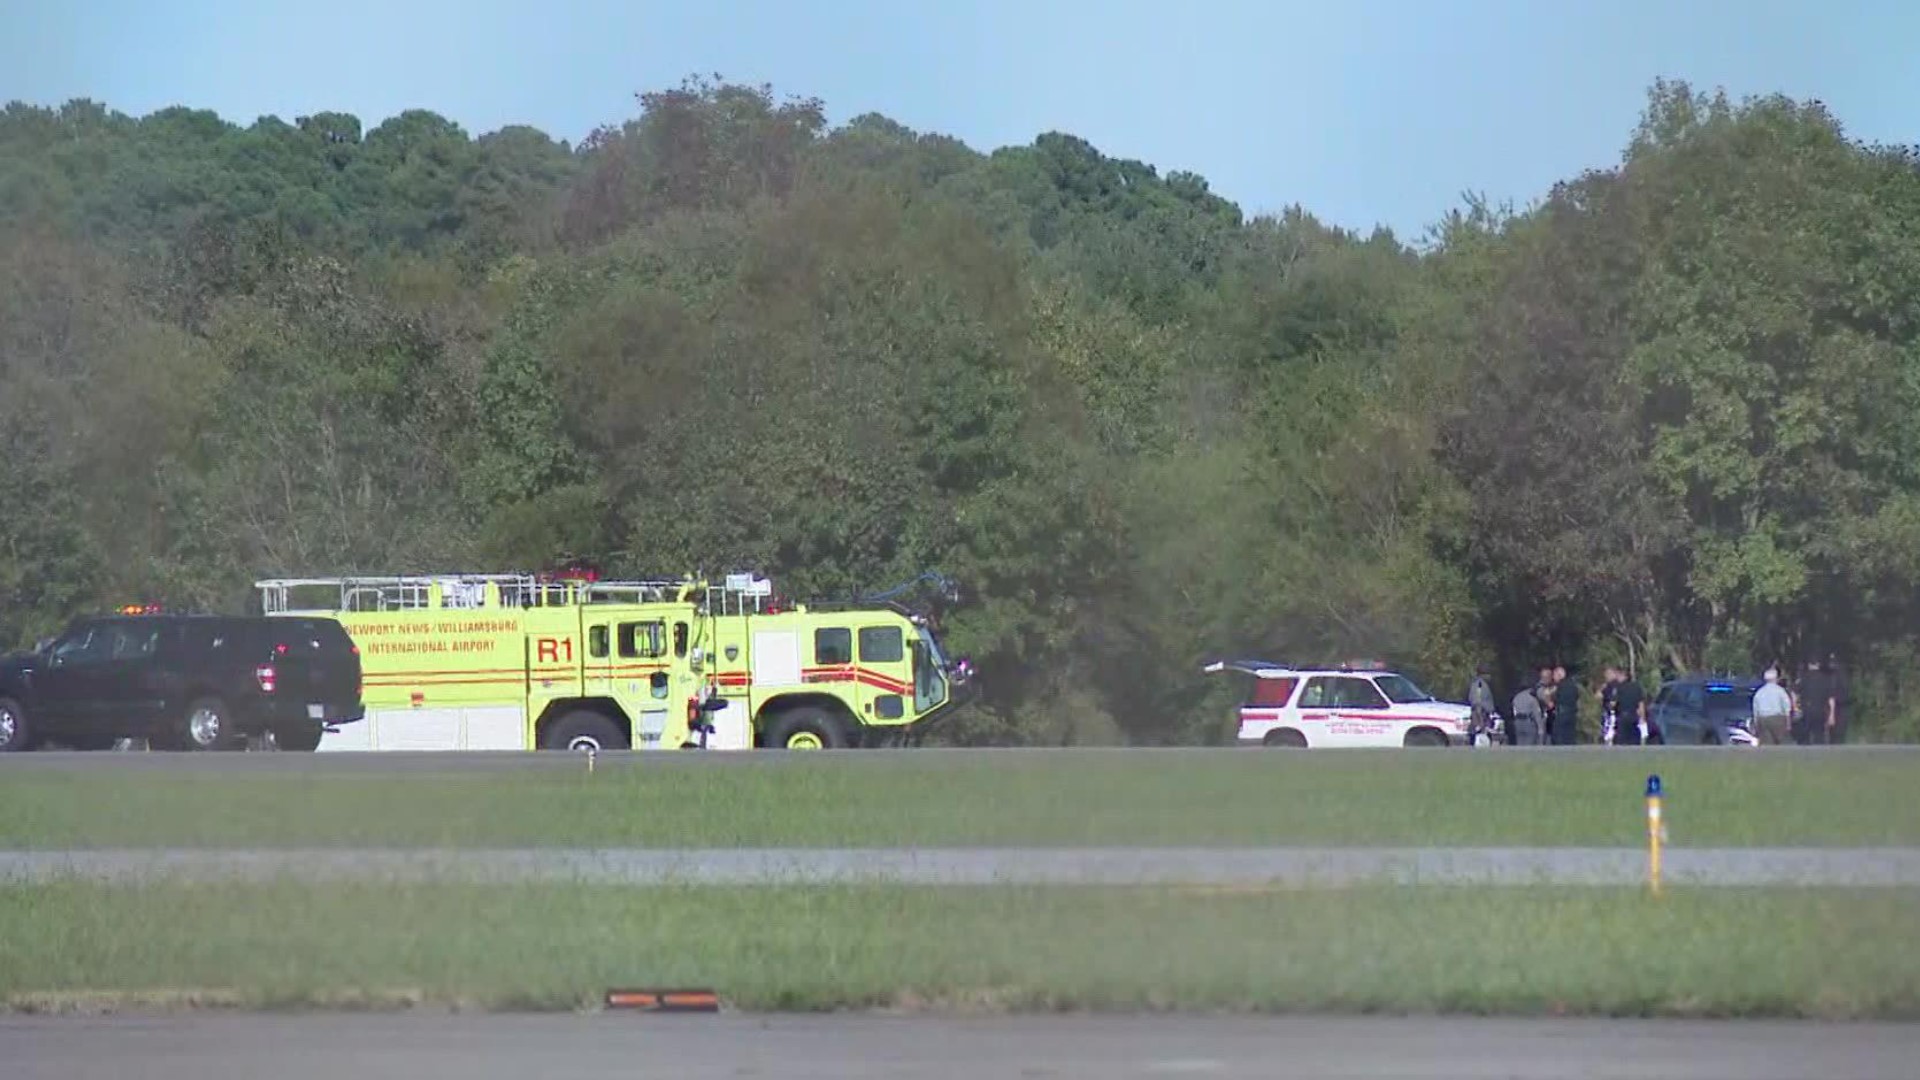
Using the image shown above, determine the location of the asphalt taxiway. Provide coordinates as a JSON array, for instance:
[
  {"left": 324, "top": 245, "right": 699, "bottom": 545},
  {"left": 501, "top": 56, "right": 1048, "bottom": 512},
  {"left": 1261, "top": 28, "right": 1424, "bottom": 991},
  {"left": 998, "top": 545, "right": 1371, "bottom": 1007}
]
[{"left": 6, "top": 1012, "right": 1917, "bottom": 1080}]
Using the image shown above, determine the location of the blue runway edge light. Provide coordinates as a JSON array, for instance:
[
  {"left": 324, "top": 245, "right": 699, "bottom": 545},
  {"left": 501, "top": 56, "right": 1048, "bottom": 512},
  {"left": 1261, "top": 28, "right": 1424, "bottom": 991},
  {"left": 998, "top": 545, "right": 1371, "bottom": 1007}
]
[{"left": 1646, "top": 774, "right": 1662, "bottom": 798}]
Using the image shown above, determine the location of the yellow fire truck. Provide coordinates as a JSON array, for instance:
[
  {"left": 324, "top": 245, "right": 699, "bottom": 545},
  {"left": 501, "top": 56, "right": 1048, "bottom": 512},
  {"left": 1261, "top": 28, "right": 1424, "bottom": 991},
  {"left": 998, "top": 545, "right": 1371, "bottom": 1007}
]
[{"left": 251, "top": 571, "right": 972, "bottom": 751}]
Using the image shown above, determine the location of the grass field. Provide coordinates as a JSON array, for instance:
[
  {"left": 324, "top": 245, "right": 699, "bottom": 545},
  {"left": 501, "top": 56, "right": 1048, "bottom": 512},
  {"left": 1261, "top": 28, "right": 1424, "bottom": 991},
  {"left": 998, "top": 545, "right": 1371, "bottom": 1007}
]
[
  {"left": 2, "top": 881, "right": 1915, "bottom": 1018},
  {"left": 0, "top": 750, "right": 1916, "bottom": 849}
]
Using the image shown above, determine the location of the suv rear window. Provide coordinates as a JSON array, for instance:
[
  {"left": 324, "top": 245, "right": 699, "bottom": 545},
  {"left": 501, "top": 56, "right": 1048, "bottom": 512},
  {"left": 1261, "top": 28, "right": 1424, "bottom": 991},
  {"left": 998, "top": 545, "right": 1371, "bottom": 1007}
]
[
  {"left": 1703, "top": 685, "right": 1756, "bottom": 715},
  {"left": 1248, "top": 678, "right": 1297, "bottom": 706},
  {"left": 274, "top": 618, "right": 354, "bottom": 652}
]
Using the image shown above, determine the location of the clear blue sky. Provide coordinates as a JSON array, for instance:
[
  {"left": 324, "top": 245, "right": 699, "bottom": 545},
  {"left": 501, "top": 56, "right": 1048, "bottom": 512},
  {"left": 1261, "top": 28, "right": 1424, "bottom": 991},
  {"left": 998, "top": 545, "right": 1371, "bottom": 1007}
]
[{"left": 5, "top": 0, "right": 1913, "bottom": 240}]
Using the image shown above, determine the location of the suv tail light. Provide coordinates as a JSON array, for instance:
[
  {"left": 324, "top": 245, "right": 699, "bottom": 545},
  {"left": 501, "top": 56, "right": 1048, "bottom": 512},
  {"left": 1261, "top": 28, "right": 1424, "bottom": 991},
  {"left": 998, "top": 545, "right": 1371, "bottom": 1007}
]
[{"left": 255, "top": 665, "right": 278, "bottom": 693}]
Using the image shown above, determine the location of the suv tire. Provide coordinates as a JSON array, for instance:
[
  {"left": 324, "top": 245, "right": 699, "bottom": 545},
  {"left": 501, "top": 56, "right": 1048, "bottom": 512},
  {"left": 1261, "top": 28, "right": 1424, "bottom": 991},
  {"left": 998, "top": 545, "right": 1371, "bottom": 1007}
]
[
  {"left": 172, "top": 696, "right": 238, "bottom": 752},
  {"left": 0, "top": 698, "right": 34, "bottom": 753}
]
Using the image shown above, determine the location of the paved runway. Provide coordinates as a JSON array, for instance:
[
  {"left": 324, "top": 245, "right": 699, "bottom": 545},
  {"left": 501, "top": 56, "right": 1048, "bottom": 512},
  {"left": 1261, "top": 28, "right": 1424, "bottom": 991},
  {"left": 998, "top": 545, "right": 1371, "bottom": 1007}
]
[
  {"left": 5, "top": 844, "right": 1920, "bottom": 886},
  {"left": 7, "top": 1012, "right": 1917, "bottom": 1079}
]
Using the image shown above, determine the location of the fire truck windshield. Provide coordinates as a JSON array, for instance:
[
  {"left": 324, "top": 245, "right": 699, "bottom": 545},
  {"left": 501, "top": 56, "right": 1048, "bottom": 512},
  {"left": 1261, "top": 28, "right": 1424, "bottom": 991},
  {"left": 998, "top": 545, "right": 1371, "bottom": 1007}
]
[{"left": 913, "top": 625, "right": 950, "bottom": 711}]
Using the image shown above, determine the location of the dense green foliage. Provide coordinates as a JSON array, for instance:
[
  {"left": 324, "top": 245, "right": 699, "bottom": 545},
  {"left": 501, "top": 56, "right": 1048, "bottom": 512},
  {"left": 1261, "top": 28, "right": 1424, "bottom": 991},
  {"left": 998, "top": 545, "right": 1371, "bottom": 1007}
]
[{"left": 5, "top": 77, "right": 1920, "bottom": 742}]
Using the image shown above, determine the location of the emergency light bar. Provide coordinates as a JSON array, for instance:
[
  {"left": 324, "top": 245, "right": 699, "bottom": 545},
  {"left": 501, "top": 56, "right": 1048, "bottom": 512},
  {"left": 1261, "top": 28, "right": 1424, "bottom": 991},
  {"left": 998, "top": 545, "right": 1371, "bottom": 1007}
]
[{"left": 1202, "top": 659, "right": 1295, "bottom": 676}]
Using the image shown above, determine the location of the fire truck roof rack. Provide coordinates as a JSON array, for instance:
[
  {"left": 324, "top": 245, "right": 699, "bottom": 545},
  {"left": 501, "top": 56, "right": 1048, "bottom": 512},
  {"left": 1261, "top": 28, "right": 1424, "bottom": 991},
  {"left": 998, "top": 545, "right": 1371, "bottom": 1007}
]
[
  {"left": 706, "top": 572, "right": 776, "bottom": 616},
  {"left": 579, "top": 579, "right": 698, "bottom": 605},
  {"left": 254, "top": 573, "right": 697, "bottom": 614}
]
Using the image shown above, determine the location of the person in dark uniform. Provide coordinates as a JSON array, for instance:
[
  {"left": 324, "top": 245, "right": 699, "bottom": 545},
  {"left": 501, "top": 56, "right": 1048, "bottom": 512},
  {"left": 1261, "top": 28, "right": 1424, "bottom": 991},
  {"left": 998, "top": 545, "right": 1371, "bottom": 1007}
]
[
  {"left": 1829, "top": 656, "right": 1850, "bottom": 745},
  {"left": 1599, "top": 667, "right": 1621, "bottom": 743},
  {"left": 1552, "top": 664, "right": 1581, "bottom": 745},
  {"left": 1797, "top": 658, "right": 1836, "bottom": 746},
  {"left": 1612, "top": 666, "right": 1645, "bottom": 746}
]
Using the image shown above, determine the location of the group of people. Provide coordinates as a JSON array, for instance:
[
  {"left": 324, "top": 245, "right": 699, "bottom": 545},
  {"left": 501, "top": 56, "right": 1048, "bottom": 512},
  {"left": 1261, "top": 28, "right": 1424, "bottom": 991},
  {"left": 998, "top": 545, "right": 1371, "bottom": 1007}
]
[
  {"left": 1464, "top": 657, "right": 1851, "bottom": 747},
  {"left": 1468, "top": 664, "right": 1649, "bottom": 746},
  {"left": 1748, "top": 658, "right": 1849, "bottom": 745}
]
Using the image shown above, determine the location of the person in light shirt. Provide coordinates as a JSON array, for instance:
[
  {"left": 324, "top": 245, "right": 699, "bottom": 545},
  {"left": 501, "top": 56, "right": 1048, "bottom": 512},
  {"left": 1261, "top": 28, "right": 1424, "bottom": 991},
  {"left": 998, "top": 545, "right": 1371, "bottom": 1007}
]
[{"left": 1751, "top": 669, "right": 1794, "bottom": 746}]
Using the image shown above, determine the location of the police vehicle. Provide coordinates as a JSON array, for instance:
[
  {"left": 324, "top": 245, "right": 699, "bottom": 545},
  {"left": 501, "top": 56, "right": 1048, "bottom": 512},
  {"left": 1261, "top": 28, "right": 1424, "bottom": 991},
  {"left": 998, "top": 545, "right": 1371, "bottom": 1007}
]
[
  {"left": 1204, "top": 658, "right": 1475, "bottom": 747},
  {"left": 1648, "top": 673, "right": 1762, "bottom": 746}
]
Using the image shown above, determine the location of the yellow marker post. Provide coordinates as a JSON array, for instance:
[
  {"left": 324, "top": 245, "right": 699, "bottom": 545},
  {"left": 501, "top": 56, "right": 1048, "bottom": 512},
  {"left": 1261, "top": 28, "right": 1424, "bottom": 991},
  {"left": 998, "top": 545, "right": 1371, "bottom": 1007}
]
[{"left": 1645, "top": 774, "right": 1663, "bottom": 897}]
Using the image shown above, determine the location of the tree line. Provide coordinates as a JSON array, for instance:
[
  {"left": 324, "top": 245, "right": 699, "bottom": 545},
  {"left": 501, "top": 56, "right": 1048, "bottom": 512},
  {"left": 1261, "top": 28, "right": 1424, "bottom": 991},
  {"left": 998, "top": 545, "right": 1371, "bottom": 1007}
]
[{"left": 4, "top": 76, "right": 1919, "bottom": 743}]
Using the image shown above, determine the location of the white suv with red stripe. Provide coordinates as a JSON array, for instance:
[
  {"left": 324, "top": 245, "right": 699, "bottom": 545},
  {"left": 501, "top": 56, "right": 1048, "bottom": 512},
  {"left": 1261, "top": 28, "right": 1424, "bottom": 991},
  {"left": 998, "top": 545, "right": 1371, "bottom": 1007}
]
[{"left": 1204, "top": 659, "right": 1473, "bottom": 748}]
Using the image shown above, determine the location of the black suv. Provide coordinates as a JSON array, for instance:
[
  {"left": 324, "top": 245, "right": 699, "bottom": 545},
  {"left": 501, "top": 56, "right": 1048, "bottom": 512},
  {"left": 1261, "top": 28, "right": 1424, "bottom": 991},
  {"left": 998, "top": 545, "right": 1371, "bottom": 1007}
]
[
  {"left": 1649, "top": 673, "right": 1760, "bottom": 745},
  {"left": 0, "top": 612, "right": 363, "bottom": 752}
]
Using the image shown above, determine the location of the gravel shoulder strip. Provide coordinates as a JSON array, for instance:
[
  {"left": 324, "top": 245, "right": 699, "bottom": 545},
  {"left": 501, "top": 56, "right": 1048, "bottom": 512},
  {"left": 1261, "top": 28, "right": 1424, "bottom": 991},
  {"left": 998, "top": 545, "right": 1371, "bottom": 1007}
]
[{"left": 5, "top": 846, "right": 1920, "bottom": 886}]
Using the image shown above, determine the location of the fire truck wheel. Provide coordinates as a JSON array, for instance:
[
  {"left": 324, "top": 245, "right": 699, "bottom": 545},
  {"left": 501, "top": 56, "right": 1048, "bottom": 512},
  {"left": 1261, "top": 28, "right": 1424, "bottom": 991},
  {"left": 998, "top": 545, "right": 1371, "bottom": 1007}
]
[
  {"left": 763, "top": 707, "right": 848, "bottom": 750},
  {"left": 545, "top": 711, "right": 629, "bottom": 752},
  {"left": 0, "top": 698, "right": 33, "bottom": 753}
]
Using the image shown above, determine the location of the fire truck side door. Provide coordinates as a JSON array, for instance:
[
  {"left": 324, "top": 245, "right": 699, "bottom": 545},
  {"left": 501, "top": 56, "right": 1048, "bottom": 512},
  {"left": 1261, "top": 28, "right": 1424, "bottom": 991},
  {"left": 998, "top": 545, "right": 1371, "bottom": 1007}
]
[
  {"left": 854, "top": 623, "right": 911, "bottom": 728},
  {"left": 611, "top": 616, "right": 673, "bottom": 748},
  {"left": 666, "top": 615, "right": 705, "bottom": 745},
  {"left": 581, "top": 613, "right": 616, "bottom": 708}
]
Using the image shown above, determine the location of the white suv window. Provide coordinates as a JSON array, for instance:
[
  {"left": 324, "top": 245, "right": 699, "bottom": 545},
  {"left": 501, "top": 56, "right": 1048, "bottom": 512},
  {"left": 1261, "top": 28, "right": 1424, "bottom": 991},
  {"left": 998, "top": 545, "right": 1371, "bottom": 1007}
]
[
  {"left": 1300, "top": 675, "right": 1388, "bottom": 709},
  {"left": 1374, "top": 674, "right": 1436, "bottom": 704}
]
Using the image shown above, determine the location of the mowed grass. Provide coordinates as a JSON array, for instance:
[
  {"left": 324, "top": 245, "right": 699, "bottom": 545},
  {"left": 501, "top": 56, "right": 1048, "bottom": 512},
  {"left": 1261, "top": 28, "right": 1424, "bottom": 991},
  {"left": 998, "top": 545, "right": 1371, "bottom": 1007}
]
[
  {"left": 2, "top": 749, "right": 1917, "bottom": 849},
  {"left": 2, "top": 880, "right": 1916, "bottom": 1018}
]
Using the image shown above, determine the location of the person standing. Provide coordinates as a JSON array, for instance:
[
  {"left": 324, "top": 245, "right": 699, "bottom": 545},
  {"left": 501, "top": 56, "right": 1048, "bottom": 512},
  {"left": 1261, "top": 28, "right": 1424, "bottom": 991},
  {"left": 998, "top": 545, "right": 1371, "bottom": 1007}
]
[
  {"left": 1751, "top": 669, "right": 1794, "bottom": 746},
  {"left": 1797, "top": 658, "right": 1837, "bottom": 746},
  {"left": 1612, "top": 666, "right": 1646, "bottom": 746},
  {"left": 1535, "top": 666, "right": 1557, "bottom": 744},
  {"left": 1598, "top": 666, "right": 1621, "bottom": 744},
  {"left": 1467, "top": 665, "right": 1498, "bottom": 747},
  {"left": 1829, "top": 656, "right": 1850, "bottom": 745},
  {"left": 1552, "top": 664, "right": 1581, "bottom": 745},
  {"left": 1509, "top": 681, "right": 1545, "bottom": 746}
]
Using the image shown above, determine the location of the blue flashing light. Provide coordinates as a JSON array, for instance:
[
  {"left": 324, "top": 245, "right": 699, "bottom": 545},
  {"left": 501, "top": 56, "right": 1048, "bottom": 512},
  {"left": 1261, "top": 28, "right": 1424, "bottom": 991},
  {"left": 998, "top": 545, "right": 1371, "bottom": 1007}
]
[{"left": 1645, "top": 774, "right": 1663, "bottom": 798}]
